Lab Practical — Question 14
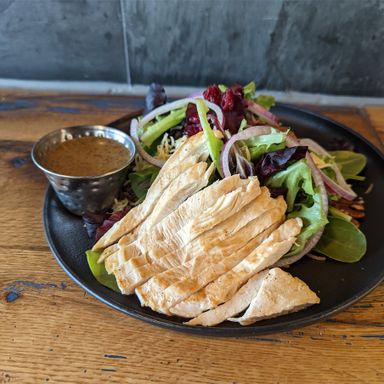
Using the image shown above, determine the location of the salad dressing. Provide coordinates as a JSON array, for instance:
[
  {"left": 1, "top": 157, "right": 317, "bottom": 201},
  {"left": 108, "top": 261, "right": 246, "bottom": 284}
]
[{"left": 42, "top": 136, "right": 130, "bottom": 176}]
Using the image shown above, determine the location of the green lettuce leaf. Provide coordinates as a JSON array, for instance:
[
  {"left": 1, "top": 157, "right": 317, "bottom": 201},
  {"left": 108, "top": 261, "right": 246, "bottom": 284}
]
[
  {"left": 266, "top": 160, "right": 328, "bottom": 257},
  {"left": 249, "top": 142, "right": 285, "bottom": 161},
  {"left": 129, "top": 167, "right": 159, "bottom": 200},
  {"left": 267, "top": 160, "right": 314, "bottom": 211},
  {"left": 243, "top": 81, "right": 256, "bottom": 99},
  {"left": 287, "top": 191, "right": 328, "bottom": 256},
  {"left": 86, "top": 250, "right": 120, "bottom": 292},
  {"left": 195, "top": 98, "right": 223, "bottom": 175},
  {"left": 246, "top": 128, "right": 287, "bottom": 161},
  {"left": 140, "top": 107, "right": 187, "bottom": 147},
  {"left": 254, "top": 95, "right": 275, "bottom": 110},
  {"left": 330, "top": 150, "right": 367, "bottom": 180},
  {"left": 314, "top": 217, "right": 367, "bottom": 262}
]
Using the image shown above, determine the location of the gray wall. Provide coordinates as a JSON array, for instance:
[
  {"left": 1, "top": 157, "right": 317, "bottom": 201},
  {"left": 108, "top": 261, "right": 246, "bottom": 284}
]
[{"left": 0, "top": 0, "right": 383, "bottom": 96}]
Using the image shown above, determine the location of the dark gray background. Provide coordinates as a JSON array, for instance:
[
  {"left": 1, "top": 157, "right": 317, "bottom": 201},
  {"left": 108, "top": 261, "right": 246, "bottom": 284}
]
[{"left": 0, "top": 0, "right": 383, "bottom": 96}]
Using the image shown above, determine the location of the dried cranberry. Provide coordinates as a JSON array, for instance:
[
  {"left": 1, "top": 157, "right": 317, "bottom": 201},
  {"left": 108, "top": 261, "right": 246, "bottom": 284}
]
[
  {"left": 221, "top": 88, "right": 235, "bottom": 112},
  {"left": 231, "top": 84, "right": 244, "bottom": 98},
  {"left": 183, "top": 103, "right": 203, "bottom": 136},
  {"left": 108, "top": 208, "right": 129, "bottom": 222},
  {"left": 203, "top": 84, "right": 222, "bottom": 105},
  {"left": 184, "top": 124, "right": 202, "bottom": 137}
]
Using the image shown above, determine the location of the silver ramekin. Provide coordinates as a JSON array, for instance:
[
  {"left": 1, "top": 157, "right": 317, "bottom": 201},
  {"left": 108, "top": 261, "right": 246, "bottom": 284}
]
[{"left": 31, "top": 125, "right": 136, "bottom": 216}]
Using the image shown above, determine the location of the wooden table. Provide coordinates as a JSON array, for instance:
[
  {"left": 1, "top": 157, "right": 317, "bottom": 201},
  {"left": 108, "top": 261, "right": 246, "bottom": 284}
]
[{"left": 1, "top": 91, "right": 383, "bottom": 383}]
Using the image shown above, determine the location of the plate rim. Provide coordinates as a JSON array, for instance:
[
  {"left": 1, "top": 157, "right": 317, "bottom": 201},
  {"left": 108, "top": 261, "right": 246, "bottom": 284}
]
[{"left": 43, "top": 103, "right": 384, "bottom": 337}]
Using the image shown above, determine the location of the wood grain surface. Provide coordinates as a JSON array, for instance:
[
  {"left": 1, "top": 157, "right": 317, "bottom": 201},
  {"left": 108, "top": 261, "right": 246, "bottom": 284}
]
[{"left": 0, "top": 92, "right": 383, "bottom": 384}]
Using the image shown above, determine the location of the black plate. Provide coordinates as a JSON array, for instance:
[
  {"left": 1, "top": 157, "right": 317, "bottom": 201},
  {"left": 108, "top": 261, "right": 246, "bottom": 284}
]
[{"left": 43, "top": 104, "right": 384, "bottom": 336}]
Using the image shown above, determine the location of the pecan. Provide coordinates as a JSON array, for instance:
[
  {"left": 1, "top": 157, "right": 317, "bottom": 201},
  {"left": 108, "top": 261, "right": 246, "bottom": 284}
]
[{"left": 351, "top": 204, "right": 365, "bottom": 211}]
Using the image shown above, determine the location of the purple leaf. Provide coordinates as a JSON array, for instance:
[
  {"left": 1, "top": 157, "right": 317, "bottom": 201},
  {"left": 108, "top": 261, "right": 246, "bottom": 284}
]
[{"left": 255, "top": 146, "right": 308, "bottom": 185}]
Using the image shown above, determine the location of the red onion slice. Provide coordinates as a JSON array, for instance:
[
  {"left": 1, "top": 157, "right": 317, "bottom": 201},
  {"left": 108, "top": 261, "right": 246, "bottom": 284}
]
[
  {"left": 274, "top": 229, "right": 324, "bottom": 267},
  {"left": 299, "top": 138, "right": 329, "bottom": 157},
  {"left": 220, "top": 126, "right": 273, "bottom": 177},
  {"left": 305, "top": 152, "right": 329, "bottom": 210},
  {"left": 321, "top": 172, "right": 357, "bottom": 200},
  {"left": 130, "top": 119, "right": 166, "bottom": 168},
  {"left": 139, "top": 97, "right": 224, "bottom": 130},
  {"left": 139, "top": 98, "right": 194, "bottom": 127},
  {"left": 246, "top": 100, "right": 280, "bottom": 127},
  {"left": 298, "top": 138, "right": 357, "bottom": 200},
  {"left": 203, "top": 100, "right": 225, "bottom": 131}
]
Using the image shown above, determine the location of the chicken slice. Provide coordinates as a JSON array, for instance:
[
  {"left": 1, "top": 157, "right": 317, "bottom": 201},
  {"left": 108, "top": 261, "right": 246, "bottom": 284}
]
[
  {"left": 159, "top": 191, "right": 284, "bottom": 268},
  {"left": 97, "top": 243, "right": 119, "bottom": 263},
  {"left": 92, "top": 132, "right": 209, "bottom": 251},
  {"left": 228, "top": 268, "right": 320, "bottom": 325},
  {"left": 185, "top": 270, "right": 269, "bottom": 326},
  {"left": 135, "top": 206, "right": 286, "bottom": 311},
  {"left": 170, "top": 218, "right": 302, "bottom": 318}
]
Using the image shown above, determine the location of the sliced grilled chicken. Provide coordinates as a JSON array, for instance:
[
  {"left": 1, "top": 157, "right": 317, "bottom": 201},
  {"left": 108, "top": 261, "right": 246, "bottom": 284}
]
[
  {"left": 137, "top": 162, "right": 215, "bottom": 236},
  {"left": 92, "top": 156, "right": 198, "bottom": 251},
  {"left": 185, "top": 270, "right": 269, "bottom": 326},
  {"left": 169, "top": 218, "right": 302, "bottom": 318},
  {"left": 137, "top": 175, "right": 247, "bottom": 251},
  {"left": 92, "top": 132, "right": 209, "bottom": 251},
  {"left": 228, "top": 268, "right": 320, "bottom": 325},
  {"left": 142, "top": 178, "right": 261, "bottom": 263},
  {"left": 104, "top": 162, "right": 214, "bottom": 273},
  {"left": 135, "top": 206, "right": 286, "bottom": 312},
  {"left": 102, "top": 174, "right": 245, "bottom": 271},
  {"left": 158, "top": 192, "right": 285, "bottom": 268},
  {"left": 110, "top": 178, "right": 258, "bottom": 283}
]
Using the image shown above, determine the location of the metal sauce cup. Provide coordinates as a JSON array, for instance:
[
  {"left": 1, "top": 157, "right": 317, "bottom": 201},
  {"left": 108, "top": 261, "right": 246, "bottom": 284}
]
[{"left": 31, "top": 125, "right": 136, "bottom": 216}]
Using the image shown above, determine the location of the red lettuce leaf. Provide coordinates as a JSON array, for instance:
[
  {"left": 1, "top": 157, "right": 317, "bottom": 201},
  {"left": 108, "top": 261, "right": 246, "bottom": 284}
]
[
  {"left": 82, "top": 207, "right": 130, "bottom": 242},
  {"left": 255, "top": 146, "right": 308, "bottom": 185},
  {"left": 95, "top": 208, "right": 130, "bottom": 242}
]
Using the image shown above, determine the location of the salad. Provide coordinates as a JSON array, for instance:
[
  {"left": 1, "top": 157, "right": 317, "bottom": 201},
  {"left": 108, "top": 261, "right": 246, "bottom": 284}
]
[
  {"left": 82, "top": 82, "right": 371, "bottom": 327},
  {"left": 89, "top": 82, "right": 366, "bottom": 266}
]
